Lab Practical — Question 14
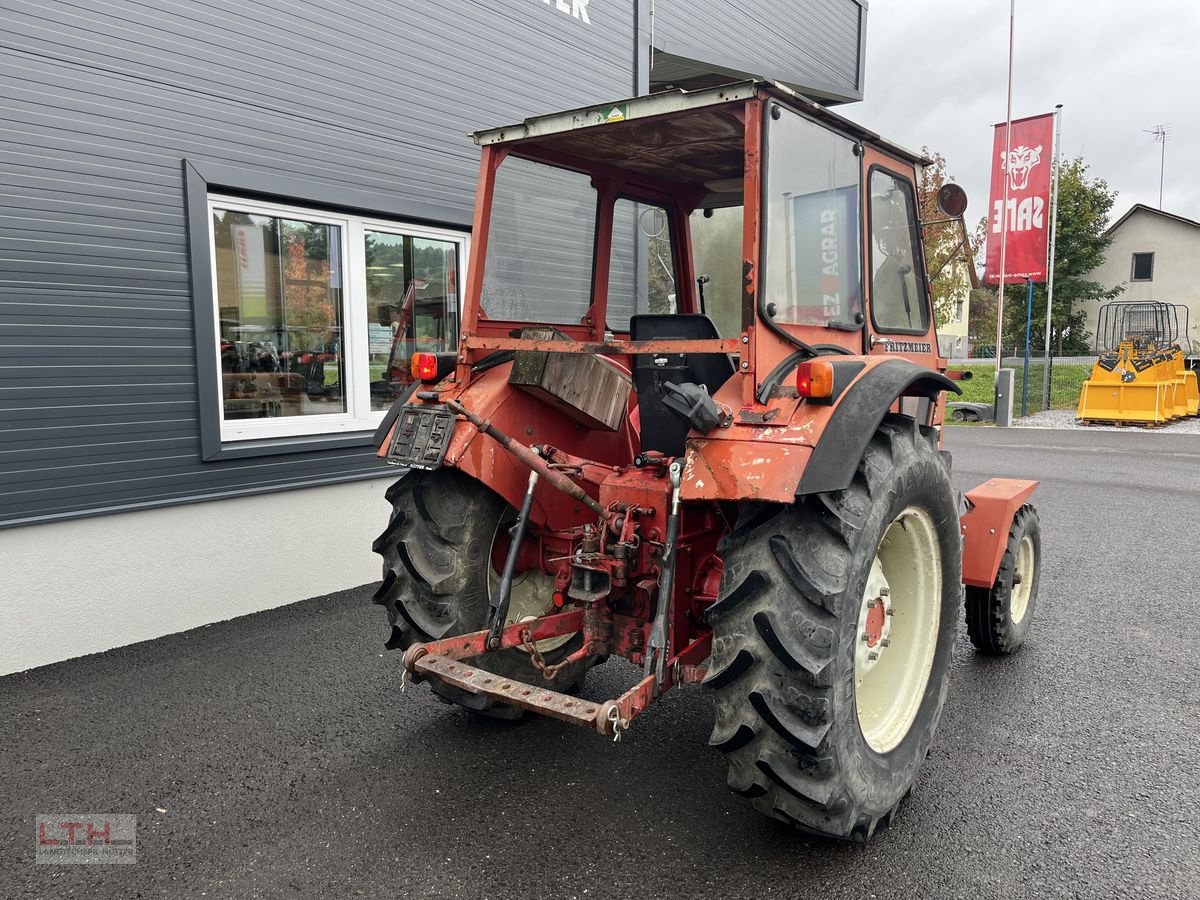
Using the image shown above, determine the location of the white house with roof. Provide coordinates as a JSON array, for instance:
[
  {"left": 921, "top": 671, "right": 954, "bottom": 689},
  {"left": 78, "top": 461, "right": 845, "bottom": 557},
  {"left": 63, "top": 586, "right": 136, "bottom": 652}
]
[
  {"left": 1079, "top": 204, "right": 1200, "bottom": 352},
  {"left": 938, "top": 286, "right": 970, "bottom": 358}
]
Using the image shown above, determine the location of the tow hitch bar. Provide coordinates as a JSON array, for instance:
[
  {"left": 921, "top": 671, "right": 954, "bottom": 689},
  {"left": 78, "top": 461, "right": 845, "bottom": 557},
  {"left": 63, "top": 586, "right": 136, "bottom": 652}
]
[{"left": 401, "top": 609, "right": 711, "bottom": 738}]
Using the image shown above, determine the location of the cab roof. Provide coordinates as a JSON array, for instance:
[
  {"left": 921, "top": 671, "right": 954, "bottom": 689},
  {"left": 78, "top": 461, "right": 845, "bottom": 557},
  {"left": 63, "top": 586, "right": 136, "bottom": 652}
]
[{"left": 472, "top": 80, "right": 928, "bottom": 168}]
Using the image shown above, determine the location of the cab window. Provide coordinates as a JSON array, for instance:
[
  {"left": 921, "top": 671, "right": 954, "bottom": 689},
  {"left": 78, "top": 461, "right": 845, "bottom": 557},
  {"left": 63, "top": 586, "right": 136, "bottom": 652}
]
[
  {"left": 690, "top": 205, "right": 744, "bottom": 338},
  {"left": 869, "top": 169, "right": 928, "bottom": 334},
  {"left": 763, "top": 106, "right": 862, "bottom": 329},
  {"left": 482, "top": 155, "right": 597, "bottom": 325},
  {"left": 607, "top": 199, "right": 677, "bottom": 331}
]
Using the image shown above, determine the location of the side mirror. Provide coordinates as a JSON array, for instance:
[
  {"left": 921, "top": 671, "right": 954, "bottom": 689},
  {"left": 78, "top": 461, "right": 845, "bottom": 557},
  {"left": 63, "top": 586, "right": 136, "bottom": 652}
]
[
  {"left": 936, "top": 183, "right": 968, "bottom": 219},
  {"left": 375, "top": 304, "right": 394, "bottom": 327}
]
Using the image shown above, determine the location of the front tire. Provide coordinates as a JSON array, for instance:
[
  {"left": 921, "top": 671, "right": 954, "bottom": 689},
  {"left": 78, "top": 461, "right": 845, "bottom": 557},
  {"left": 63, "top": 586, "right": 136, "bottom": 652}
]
[
  {"left": 372, "top": 468, "right": 595, "bottom": 717},
  {"left": 705, "top": 416, "right": 961, "bottom": 840}
]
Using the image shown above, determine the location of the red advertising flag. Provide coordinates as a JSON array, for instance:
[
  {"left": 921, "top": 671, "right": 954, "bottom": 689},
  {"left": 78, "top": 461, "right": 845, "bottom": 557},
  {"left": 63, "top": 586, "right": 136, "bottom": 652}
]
[{"left": 983, "top": 113, "right": 1055, "bottom": 284}]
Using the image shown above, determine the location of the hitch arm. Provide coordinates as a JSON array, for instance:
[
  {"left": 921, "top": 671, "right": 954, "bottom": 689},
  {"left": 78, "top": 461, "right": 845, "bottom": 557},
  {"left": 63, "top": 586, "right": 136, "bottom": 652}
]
[
  {"left": 403, "top": 609, "right": 586, "bottom": 671},
  {"left": 486, "top": 468, "right": 539, "bottom": 649},
  {"left": 643, "top": 460, "right": 682, "bottom": 690},
  {"left": 402, "top": 612, "right": 711, "bottom": 739}
]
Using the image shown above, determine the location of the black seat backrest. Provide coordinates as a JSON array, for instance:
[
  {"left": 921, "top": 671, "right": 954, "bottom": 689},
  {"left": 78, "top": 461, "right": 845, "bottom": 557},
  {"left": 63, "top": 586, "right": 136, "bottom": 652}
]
[{"left": 629, "top": 314, "right": 735, "bottom": 455}]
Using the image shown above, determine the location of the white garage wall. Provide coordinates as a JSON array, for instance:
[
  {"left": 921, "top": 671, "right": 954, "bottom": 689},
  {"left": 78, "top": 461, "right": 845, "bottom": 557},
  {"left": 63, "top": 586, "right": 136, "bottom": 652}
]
[{"left": 0, "top": 479, "right": 390, "bottom": 675}]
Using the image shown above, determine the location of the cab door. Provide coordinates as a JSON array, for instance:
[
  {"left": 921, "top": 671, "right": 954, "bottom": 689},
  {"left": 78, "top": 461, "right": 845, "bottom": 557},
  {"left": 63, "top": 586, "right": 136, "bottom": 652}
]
[
  {"left": 859, "top": 148, "right": 944, "bottom": 424},
  {"left": 860, "top": 149, "right": 940, "bottom": 368}
]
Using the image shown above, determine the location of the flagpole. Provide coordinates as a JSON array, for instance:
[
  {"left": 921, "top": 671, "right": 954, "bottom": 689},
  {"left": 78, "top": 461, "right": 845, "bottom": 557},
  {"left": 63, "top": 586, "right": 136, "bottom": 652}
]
[
  {"left": 1041, "top": 103, "right": 1063, "bottom": 410},
  {"left": 994, "top": 0, "right": 1015, "bottom": 395},
  {"left": 1022, "top": 276, "right": 1033, "bottom": 415}
]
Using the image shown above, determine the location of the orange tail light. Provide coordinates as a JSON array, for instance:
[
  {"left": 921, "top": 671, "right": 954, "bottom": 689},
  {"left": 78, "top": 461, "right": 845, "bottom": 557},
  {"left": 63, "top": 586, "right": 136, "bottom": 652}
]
[
  {"left": 796, "top": 359, "right": 835, "bottom": 399},
  {"left": 410, "top": 352, "right": 440, "bottom": 383}
]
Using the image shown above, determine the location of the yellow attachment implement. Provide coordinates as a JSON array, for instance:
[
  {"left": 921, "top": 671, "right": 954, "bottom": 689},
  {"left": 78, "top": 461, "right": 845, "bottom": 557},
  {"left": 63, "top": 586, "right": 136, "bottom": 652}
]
[
  {"left": 1077, "top": 342, "right": 1177, "bottom": 425},
  {"left": 1169, "top": 352, "right": 1200, "bottom": 416},
  {"left": 1078, "top": 301, "right": 1200, "bottom": 427},
  {"left": 1182, "top": 369, "right": 1200, "bottom": 417}
]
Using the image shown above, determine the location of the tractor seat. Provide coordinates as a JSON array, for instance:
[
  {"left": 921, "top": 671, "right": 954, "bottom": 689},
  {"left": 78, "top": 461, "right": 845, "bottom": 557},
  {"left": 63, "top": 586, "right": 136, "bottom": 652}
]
[{"left": 629, "top": 314, "right": 735, "bottom": 455}]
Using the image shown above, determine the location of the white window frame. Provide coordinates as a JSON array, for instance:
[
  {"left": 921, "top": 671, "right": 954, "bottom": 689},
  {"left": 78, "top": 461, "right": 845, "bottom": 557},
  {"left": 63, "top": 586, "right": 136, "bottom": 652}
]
[{"left": 206, "top": 194, "right": 468, "bottom": 443}]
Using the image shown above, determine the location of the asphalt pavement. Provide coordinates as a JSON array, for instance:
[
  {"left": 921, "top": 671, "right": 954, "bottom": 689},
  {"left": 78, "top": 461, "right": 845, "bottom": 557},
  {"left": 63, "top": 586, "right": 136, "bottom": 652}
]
[{"left": 2, "top": 426, "right": 1198, "bottom": 899}]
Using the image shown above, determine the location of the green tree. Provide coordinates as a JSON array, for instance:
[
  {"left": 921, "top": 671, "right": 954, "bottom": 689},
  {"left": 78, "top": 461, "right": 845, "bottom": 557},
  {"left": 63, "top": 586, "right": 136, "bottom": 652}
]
[
  {"left": 647, "top": 228, "right": 675, "bottom": 312},
  {"left": 967, "top": 285, "right": 997, "bottom": 351},
  {"left": 918, "top": 149, "right": 972, "bottom": 328},
  {"left": 973, "top": 156, "right": 1122, "bottom": 356}
]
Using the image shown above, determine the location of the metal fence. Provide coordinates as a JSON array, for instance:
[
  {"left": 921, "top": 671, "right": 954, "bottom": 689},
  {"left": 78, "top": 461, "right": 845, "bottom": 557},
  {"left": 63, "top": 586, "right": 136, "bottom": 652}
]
[{"left": 947, "top": 354, "right": 1097, "bottom": 417}]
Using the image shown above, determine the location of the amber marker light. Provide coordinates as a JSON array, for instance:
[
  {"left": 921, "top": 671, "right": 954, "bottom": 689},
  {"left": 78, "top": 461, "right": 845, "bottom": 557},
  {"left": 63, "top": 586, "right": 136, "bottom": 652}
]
[
  {"left": 411, "top": 352, "right": 440, "bottom": 383},
  {"left": 796, "top": 359, "right": 835, "bottom": 399}
]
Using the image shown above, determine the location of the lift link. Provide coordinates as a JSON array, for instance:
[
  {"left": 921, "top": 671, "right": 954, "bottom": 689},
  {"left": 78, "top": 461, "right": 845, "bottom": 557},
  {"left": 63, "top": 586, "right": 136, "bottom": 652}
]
[
  {"left": 444, "top": 398, "right": 605, "bottom": 517},
  {"left": 643, "top": 460, "right": 682, "bottom": 693},
  {"left": 487, "top": 468, "right": 539, "bottom": 650}
]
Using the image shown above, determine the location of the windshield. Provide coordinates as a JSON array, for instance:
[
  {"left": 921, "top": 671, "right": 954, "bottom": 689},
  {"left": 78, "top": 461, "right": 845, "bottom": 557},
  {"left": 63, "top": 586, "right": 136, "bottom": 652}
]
[
  {"left": 763, "top": 106, "right": 862, "bottom": 329},
  {"left": 481, "top": 155, "right": 597, "bottom": 325}
]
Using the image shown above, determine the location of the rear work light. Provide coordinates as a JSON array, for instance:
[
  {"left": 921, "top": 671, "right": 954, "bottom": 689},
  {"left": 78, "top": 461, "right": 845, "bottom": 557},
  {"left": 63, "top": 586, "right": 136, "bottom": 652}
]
[
  {"left": 796, "top": 359, "right": 835, "bottom": 399},
  {"left": 410, "top": 352, "right": 441, "bottom": 383}
]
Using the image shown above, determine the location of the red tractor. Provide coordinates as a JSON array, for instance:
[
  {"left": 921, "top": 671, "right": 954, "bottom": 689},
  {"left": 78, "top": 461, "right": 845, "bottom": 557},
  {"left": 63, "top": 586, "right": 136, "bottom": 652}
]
[{"left": 372, "top": 82, "right": 1041, "bottom": 840}]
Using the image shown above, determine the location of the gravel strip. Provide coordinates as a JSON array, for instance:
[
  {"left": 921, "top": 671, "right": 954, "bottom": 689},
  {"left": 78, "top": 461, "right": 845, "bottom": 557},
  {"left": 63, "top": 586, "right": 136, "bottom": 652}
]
[{"left": 1014, "top": 407, "right": 1200, "bottom": 433}]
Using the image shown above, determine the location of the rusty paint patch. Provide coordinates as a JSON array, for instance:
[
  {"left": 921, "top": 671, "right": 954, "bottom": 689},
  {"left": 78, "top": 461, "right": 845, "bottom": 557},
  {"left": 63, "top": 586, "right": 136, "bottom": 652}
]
[
  {"left": 465, "top": 336, "right": 742, "bottom": 356},
  {"left": 680, "top": 440, "right": 810, "bottom": 502},
  {"left": 738, "top": 408, "right": 780, "bottom": 425}
]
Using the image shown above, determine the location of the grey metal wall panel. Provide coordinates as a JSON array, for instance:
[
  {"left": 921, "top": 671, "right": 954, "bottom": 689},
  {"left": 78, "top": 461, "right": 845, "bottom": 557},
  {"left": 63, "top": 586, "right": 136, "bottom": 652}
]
[
  {"left": 0, "top": 0, "right": 634, "bottom": 526},
  {"left": 652, "top": 0, "right": 865, "bottom": 100}
]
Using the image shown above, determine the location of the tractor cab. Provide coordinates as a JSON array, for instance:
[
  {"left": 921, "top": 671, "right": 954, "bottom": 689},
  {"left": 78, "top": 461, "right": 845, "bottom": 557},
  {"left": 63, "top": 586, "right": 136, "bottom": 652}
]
[
  {"left": 384, "top": 82, "right": 959, "bottom": 498},
  {"left": 453, "top": 81, "right": 945, "bottom": 425}
]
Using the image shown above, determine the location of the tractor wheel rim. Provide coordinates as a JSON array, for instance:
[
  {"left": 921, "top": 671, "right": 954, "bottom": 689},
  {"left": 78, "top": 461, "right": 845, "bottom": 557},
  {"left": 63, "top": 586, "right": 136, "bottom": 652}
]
[
  {"left": 487, "top": 515, "right": 573, "bottom": 653},
  {"left": 854, "top": 506, "right": 941, "bottom": 755},
  {"left": 1010, "top": 534, "right": 1036, "bottom": 624}
]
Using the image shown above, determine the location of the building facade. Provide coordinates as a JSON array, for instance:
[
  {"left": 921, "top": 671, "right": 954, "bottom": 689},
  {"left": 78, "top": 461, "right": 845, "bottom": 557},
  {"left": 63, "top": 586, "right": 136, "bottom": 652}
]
[
  {"left": 0, "top": 0, "right": 868, "bottom": 674},
  {"left": 1079, "top": 204, "right": 1200, "bottom": 353},
  {"left": 937, "top": 287, "right": 971, "bottom": 359}
]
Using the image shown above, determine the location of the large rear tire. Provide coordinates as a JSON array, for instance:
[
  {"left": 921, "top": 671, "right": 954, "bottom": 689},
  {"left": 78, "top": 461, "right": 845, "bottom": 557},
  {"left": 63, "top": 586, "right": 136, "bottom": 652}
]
[
  {"left": 372, "top": 468, "right": 596, "bottom": 717},
  {"left": 705, "top": 415, "right": 961, "bottom": 840}
]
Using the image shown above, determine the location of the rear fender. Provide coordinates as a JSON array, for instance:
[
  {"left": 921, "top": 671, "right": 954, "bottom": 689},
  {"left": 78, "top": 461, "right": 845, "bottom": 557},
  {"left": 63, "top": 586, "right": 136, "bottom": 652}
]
[
  {"left": 960, "top": 479, "right": 1039, "bottom": 588},
  {"left": 794, "top": 357, "right": 959, "bottom": 494},
  {"left": 680, "top": 356, "right": 959, "bottom": 503}
]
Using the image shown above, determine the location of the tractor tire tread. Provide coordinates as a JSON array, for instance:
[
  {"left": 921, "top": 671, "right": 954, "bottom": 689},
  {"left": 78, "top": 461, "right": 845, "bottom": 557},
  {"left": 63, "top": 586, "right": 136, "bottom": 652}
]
[
  {"left": 706, "top": 414, "right": 960, "bottom": 840},
  {"left": 373, "top": 469, "right": 594, "bottom": 716}
]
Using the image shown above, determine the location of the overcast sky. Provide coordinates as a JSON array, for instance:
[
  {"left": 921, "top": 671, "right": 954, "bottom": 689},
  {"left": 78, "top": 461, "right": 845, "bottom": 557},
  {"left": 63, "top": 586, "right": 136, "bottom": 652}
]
[{"left": 848, "top": 1, "right": 1200, "bottom": 227}]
